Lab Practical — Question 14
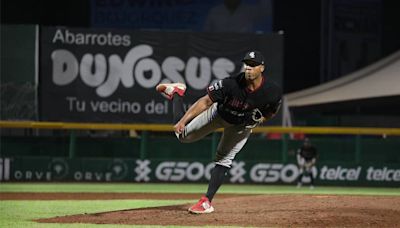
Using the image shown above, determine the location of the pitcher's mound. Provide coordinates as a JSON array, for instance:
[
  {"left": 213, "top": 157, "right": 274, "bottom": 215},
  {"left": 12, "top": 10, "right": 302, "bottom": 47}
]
[{"left": 35, "top": 194, "right": 400, "bottom": 227}]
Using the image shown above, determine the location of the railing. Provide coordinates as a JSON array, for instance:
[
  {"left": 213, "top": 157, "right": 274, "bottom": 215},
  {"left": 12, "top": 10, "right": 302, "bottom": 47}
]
[{"left": 2, "top": 121, "right": 400, "bottom": 135}]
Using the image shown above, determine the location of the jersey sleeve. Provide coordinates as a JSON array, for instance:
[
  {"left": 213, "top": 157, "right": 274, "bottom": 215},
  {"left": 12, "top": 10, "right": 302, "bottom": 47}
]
[
  {"left": 263, "top": 98, "right": 282, "bottom": 116},
  {"left": 261, "top": 86, "right": 282, "bottom": 116},
  {"left": 207, "top": 79, "right": 230, "bottom": 102}
]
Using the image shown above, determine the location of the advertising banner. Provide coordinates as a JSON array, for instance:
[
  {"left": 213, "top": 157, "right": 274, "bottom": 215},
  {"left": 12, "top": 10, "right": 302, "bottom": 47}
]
[
  {"left": 39, "top": 27, "right": 283, "bottom": 123},
  {"left": 90, "top": 0, "right": 273, "bottom": 33},
  {"left": 91, "top": 0, "right": 215, "bottom": 30},
  {"left": 2, "top": 157, "right": 399, "bottom": 187}
]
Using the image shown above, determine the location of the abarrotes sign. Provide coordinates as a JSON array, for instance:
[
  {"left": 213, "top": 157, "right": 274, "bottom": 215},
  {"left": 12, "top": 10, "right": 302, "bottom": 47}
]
[{"left": 39, "top": 27, "right": 283, "bottom": 123}]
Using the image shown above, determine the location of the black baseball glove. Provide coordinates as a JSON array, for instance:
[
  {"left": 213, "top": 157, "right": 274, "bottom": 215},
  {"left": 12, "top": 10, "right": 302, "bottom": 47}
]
[{"left": 244, "top": 108, "right": 264, "bottom": 129}]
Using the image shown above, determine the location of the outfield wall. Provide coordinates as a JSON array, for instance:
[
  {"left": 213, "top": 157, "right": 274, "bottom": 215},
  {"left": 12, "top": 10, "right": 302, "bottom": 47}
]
[
  {"left": 1, "top": 157, "right": 399, "bottom": 187},
  {"left": 1, "top": 135, "right": 399, "bottom": 186},
  {"left": 1, "top": 135, "right": 399, "bottom": 163}
]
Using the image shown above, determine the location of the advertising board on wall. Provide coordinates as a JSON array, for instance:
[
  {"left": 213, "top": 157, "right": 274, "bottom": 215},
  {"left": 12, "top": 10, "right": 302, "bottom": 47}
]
[
  {"left": 90, "top": 0, "right": 273, "bottom": 33},
  {"left": 2, "top": 157, "right": 399, "bottom": 187},
  {"left": 39, "top": 27, "right": 283, "bottom": 123}
]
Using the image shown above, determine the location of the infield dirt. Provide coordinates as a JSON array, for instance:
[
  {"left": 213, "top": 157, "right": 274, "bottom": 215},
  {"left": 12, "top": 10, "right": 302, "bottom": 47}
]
[{"left": 4, "top": 192, "right": 400, "bottom": 227}]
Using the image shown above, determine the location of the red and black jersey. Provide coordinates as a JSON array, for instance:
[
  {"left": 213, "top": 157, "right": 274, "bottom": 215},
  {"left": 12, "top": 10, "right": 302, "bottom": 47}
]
[{"left": 207, "top": 72, "right": 282, "bottom": 125}]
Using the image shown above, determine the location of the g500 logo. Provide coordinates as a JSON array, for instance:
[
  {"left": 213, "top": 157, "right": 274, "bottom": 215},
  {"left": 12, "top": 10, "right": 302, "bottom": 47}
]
[
  {"left": 250, "top": 163, "right": 298, "bottom": 183},
  {"left": 52, "top": 44, "right": 235, "bottom": 97},
  {"left": 155, "top": 162, "right": 214, "bottom": 181}
]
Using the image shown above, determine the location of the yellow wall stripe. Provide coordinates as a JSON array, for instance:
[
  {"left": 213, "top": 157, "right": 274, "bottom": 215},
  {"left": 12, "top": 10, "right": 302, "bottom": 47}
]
[{"left": 1, "top": 121, "right": 400, "bottom": 135}]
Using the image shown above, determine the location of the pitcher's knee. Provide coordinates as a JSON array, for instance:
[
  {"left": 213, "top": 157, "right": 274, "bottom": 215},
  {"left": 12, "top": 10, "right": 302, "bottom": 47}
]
[
  {"left": 215, "top": 155, "right": 233, "bottom": 168},
  {"left": 215, "top": 160, "right": 232, "bottom": 168}
]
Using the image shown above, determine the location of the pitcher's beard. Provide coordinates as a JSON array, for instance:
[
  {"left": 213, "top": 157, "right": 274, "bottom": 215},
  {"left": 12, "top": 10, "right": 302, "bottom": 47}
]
[{"left": 245, "top": 72, "right": 256, "bottom": 81}]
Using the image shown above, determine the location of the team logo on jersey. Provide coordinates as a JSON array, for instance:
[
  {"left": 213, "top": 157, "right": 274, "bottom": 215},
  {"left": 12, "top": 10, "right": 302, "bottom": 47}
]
[{"left": 227, "top": 98, "right": 250, "bottom": 109}]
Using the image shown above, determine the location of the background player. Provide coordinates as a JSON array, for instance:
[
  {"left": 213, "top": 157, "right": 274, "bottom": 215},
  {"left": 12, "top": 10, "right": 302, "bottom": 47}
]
[
  {"left": 296, "top": 138, "right": 318, "bottom": 189},
  {"left": 156, "top": 50, "right": 282, "bottom": 214}
]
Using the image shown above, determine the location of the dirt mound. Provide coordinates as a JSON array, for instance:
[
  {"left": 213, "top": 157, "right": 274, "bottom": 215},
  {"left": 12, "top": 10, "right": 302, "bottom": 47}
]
[{"left": 33, "top": 194, "right": 400, "bottom": 227}]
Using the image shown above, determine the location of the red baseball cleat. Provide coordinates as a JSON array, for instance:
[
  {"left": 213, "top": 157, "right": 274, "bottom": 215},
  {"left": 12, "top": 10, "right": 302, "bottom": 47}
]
[
  {"left": 155, "top": 82, "right": 186, "bottom": 100},
  {"left": 188, "top": 196, "right": 214, "bottom": 214}
]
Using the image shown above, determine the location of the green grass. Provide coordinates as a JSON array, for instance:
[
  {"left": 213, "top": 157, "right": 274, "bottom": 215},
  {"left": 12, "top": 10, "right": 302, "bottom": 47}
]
[
  {"left": 1, "top": 183, "right": 400, "bottom": 196},
  {"left": 0, "top": 200, "right": 192, "bottom": 228},
  {"left": 0, "top": 183, "right": 399, "bottom": 228}
]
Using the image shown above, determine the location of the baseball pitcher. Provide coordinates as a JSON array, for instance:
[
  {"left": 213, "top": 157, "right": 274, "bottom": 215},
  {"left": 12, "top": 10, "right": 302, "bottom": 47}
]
[{"left": 156, "top": 50, "right": 282, "bottom": 214}]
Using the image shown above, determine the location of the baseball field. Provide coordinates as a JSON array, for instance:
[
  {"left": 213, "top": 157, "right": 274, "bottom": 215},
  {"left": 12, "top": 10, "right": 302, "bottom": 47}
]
[{"left": 1, "top": 183, "right": 400, "bottom": 227}]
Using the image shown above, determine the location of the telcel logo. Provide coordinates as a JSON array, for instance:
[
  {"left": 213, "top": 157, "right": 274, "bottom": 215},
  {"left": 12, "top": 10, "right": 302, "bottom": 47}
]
[{"left": 319, "top": 166, "right": 362, "bottom": 181}]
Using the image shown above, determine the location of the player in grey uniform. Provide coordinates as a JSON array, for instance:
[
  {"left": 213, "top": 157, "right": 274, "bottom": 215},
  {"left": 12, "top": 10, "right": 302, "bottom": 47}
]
[{"left": 156, "top": 50, "right": 282, "bottom": 214}]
